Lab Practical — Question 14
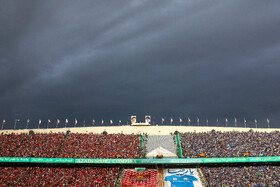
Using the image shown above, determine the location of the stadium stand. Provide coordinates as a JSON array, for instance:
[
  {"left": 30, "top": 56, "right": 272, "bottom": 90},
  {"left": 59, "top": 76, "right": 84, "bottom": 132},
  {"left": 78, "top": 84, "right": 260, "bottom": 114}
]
[
  {"left": 2, "top": 127, "right": 280, "bottom": 186},
  {"left": 201, "top": 165, "right": 280, "bottom": 186},
  {"left": 0, "top": 167, "right": 120, "bottom": 186},
  {"left": 13, "top": 133, "right": 65, "bottom": 157},
  {"left": 0, "top": 132, "right": 142, "bottom": 158},
  {"left": 180, "top": 130, "right": 280, "bottom": 158},
  {"left": 58, "top": 133, "right": 142, "bottom": 158},
  {"left": 0, "top": 133, "right": 29, "bottom": 157}
]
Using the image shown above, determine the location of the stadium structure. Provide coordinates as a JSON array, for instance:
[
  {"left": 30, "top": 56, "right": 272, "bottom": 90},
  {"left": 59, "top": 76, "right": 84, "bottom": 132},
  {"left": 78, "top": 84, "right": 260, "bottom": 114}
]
[{"left": 1, "top": 116, "right": 280, "bottom": 186}]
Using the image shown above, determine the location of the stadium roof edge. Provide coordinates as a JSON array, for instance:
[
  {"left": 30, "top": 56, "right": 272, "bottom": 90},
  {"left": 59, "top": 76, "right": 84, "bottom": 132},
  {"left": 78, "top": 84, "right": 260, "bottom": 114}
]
[{"left": 0, "top": 126, "right": 279, "bottom": 135}]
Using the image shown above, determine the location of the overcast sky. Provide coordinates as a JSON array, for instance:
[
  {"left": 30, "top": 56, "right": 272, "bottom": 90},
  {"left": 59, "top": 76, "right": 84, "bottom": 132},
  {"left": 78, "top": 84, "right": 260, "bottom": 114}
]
[{"left": 1, "top": 0, "right": 280, "bottom": 129}]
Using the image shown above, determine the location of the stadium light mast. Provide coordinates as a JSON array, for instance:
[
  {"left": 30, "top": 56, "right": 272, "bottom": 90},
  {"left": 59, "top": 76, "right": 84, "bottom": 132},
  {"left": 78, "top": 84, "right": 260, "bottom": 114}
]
[
  {"left": 14, "top": 119, "right": 20, "bottom": 130},
  {"left": 267, "top": 118, "right": 270, "bottom": 128},
  {"left": 47, "top": 119, "right": 51, "bottom": 129},
  {"left": 26, "top": 119, "right": 30, "bottom": 129},
  {"left": 254, "top": 119, "right": 257, "bottom": 128}
]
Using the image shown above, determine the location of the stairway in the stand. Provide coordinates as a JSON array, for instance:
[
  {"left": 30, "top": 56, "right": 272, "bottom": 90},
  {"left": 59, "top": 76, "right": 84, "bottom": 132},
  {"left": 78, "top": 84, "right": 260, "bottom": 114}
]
[{"left": 146, "top": 135, "right": 178, "bottom": 158}]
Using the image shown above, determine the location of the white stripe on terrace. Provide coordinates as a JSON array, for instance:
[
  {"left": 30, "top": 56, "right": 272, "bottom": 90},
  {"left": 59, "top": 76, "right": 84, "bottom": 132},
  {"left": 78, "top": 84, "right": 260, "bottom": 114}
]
[{"left": 0, "top": 126, "right": 279, "bottom": 135}]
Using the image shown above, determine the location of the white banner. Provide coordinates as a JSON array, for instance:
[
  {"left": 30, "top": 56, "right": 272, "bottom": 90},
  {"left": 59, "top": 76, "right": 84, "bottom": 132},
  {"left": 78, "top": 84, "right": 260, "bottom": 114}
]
[
  {"left": 145, "top": 116, "right": 151, "bottom": 124},
  {"left": 131, "top": 116, "right": 136, "bottom": 125}
]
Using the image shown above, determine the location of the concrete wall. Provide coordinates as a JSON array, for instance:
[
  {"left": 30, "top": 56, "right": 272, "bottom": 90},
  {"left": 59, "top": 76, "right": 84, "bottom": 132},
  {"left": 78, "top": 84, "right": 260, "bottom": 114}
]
[{"left": 0, "top": 125, "right": 279, "bottom": 135}]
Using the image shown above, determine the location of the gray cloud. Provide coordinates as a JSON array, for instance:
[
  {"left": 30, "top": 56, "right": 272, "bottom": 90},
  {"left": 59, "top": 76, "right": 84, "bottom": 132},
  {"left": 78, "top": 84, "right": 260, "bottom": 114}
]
[{"left": 1, "top": 0, "right": 280, "bottom": 129}]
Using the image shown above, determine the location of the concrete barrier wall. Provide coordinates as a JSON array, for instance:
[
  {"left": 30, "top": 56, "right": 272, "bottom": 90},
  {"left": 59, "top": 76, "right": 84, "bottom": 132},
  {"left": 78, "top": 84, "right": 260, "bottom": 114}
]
[{"left": 0, "top": 126, "right": 279, "bottom": 135}]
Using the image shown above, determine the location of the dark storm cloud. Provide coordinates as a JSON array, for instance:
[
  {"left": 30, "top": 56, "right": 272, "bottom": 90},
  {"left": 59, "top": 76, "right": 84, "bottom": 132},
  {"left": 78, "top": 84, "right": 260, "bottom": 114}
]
[{"left": 1, "top": 0, "right": 280, "bottom": 128}]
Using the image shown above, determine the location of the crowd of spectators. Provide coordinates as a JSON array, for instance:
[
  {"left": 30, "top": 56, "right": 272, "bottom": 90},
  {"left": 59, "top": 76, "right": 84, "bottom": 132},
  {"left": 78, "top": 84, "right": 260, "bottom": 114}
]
[
  {"left": 0, "top": 166, "right": 120, "bottom": 186},
  {"left": 180, "top": 130, "right": 280, "bottom": 158},
  {"left": 13, "top": 133, "right": 66, "bottom": 157},
  {"left": 58, "top": 133, "right": 141, "bottom": 158},
  {"left": 0, "top": 132, "right": 142, "bottom": 158},
  {"left": 0, "top": 133, "right": 28, "bottom": 157},
  {"left": 201, "top": 165, "right": 280, "bottom": 186}
]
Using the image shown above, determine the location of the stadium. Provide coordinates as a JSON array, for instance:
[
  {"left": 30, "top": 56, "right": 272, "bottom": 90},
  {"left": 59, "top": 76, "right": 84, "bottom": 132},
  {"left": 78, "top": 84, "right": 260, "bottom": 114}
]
[
  {"left": 1, "top": 116, "right": 280, "bottom": 186},
  {"left": 1, "top": 0, "right": 280, "bottom": 186}
]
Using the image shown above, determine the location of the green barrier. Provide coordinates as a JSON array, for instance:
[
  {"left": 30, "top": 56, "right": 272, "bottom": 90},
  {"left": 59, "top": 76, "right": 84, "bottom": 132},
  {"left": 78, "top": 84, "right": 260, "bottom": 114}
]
[
  {"left": 139, "top": 135, "right": 143, "bottom": 147},
  {"left": 22, "top": 134, "right": 31, "bottom": 144},
  {"left": 75, "top": 158, "right": 138, "bottom": 164},
  {"left": 30, "top": 158, "right": 74, "bottom": 163},
  {"left": 159, "top": 158, "right": 203, "bottom": 164},
  {"left": 139, "top": 135, "right": 143, "bottom": 155},
  {"left": 203, "top": 156, "right": 280, "bottom": 163},
  {"left": 1, "top": 157, "right": 280, "bottom": 164},
  {"left": 0, "top": 157, "right": 30, "bottom": 162},
  {"left": 249, "top": 156, "right": 280, "bottom": 163},
  {"left": 175, "top": 134, "right": 182, "bottom": 158},
  {"left": 203, "top": 157, "right": 249, "bottom": 163},
  {"left": 75, "top": 158, "right": 203, "bottom": 164}
]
